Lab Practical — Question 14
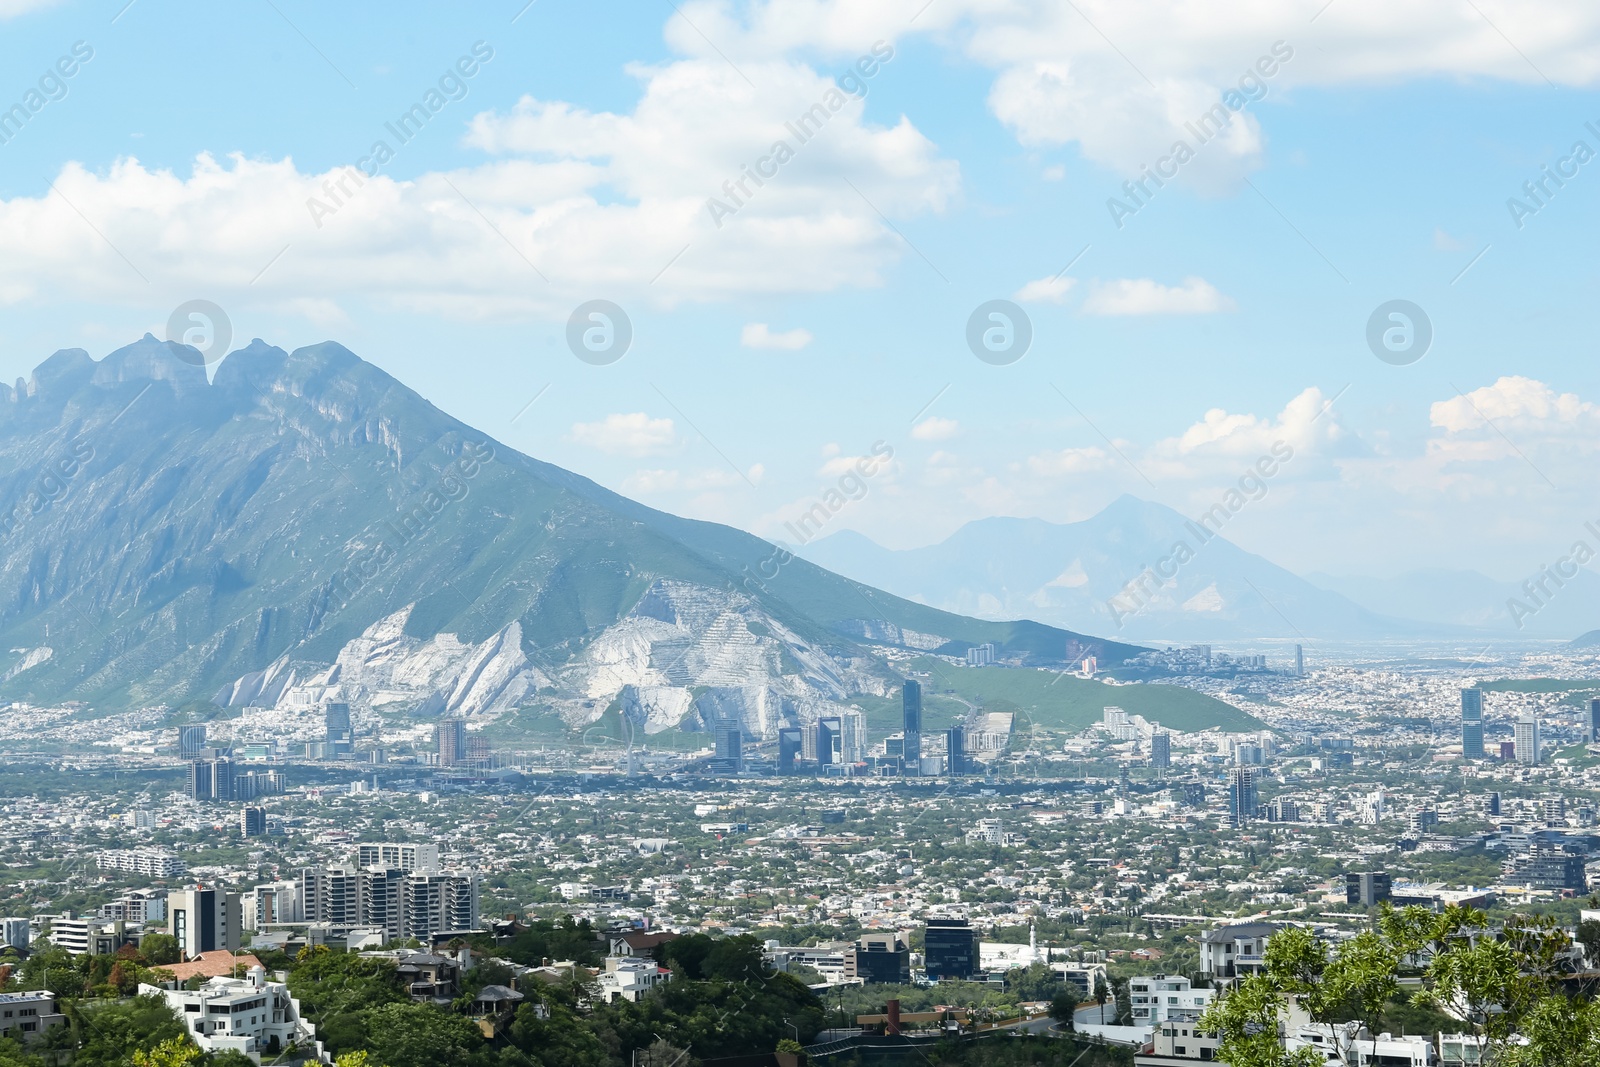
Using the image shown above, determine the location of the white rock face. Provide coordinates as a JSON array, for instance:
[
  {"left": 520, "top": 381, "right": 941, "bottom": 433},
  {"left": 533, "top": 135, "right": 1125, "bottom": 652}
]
[
  {"left": 2, "top": 646, "right": 53, "bottom": 681},
  {"left": 212, "top": 578, "right": 894, "bottom": 741}
]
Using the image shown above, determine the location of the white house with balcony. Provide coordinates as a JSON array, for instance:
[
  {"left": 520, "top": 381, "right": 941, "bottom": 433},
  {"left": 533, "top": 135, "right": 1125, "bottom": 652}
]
[
  {"left": 1129, "top": 974, "right": 1214, "bottom": 1026},
  {"left": 141, "top": 966, "right": 323, "bottom": 1064},
  {"left": 1199, "top": 922, "right": 1282, "bottom": 981},
  {"left": 597, "top": 956, "right": 671, "bottom": 1003}
]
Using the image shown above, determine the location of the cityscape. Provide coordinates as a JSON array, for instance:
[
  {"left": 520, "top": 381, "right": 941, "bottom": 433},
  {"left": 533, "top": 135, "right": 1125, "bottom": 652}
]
[{"left": 4, "top": 2, "right": 1600, "bottom": 1067}]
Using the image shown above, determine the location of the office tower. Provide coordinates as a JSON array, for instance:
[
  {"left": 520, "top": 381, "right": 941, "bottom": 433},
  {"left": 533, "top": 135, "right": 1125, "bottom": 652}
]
[
  {"left": 168, "top": 887, "right": 241, "bottom": 956},
  {"left": 1228, "top": 768, "right": 1258, "bottom": 828},
  {"left": 1345, "top": 871, "right": 1392, "bottom": 907},
  {"left": 324, "top": 701, "right": 352, "bottom": 755},
  {"left": 435, "top": 717, "right": 467, "bottom": 767},
  {"left": 946, "top": 726, "right": 966, "bottom": 776},
  {"left": 1294, "top": 644, "right": 1304, "bottom": 677},
  {"left": 189, "top": 757, "right": 234, "bottom": 802},
  {"left": 1151, "top": 729, "right": 1171, "bottom": 772},
  {"left": 777, "top": 728, "right": 802, "bottom": 774},
  {"left": 902, "top": 681, "right": 922, "bottom": 770},
  {"left": 923, "top": 919, "right": 979, "bottom": 980},
  {"left": 713, "top": 719, "right": 744, "bottom": 773},
  {"left": 847, "top": 932, "right": 911, "bottom": 984},
  {"left": 239, "top": 807, "right": 267, "bottom": 837},
  {"left": 841, "top": 709, "right": 867, "bottom": 764},
  {"left": 177, "top": 724, "right": 207, "bottom": 758},
  {"left": 1487, "top": 791, "right": 1502, "bottom": 817},
  {"left": 814, "top": 717, "right": 841, "bottom": 767},
  {"left": 1591, "top": 698, "right": 1600, "bottom": 744},
  {"left": 1460, "top": 688, "right": 1485, "bottom": 760},
  {"left": 356, "top": 843, "right": 441, "bottom": 872},
  {"left": 1514, "top": 713, "right": 1541, "bottom": 765}
]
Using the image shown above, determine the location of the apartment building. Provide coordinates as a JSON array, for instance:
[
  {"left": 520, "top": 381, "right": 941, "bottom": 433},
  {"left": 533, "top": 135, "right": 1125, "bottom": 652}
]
[
  {"left": 42, "top": 914, "right": 128, "bottom": 955},
  {"left": 96, "top": 849, "right": 186, "bottom": 879},
  {"left": 1129, "top": 974, "right": 1214, "bottom": 1026},
  {"left": 0, "top": 992, "right": 64, "bottom": 1045},
  {"left": 354, "top": 843, "right": 440, "bottom": 872},
  {"left": 168, "top": 887, "right": 242, "bottom": 956}
]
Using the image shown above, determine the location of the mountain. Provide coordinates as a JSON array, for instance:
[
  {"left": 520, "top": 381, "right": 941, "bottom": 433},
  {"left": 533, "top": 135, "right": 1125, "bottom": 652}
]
[
  {"left": 1308, "top": 569, "right": 1600, "bottom": 639},
  {"left": 796, "top": 496, "right": 1425, "bottom": 641},
  {"left": 0, "top": 336, "right": 1158, "bottom": 742}
]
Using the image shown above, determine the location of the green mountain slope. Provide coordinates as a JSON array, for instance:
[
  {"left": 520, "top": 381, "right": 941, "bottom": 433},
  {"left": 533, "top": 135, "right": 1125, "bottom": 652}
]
[{"left": 0, "top": 336, "right": 1145, "bottom": 714}]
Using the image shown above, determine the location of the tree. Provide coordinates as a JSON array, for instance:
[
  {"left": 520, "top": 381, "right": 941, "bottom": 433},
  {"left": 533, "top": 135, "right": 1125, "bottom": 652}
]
[
  {"left": 1198, "top": 973, "right": 1321, "bottom": 1067},
  {"left": 141, "top": 934, "right": 181, "bottom": 967},
  {"left": 129, "top": 1039, "right": 200, "bottom": 1067},
  {"left": 1576, "top": 919, "right": 1600, "bottom": 965},
  {"left": 363, "top": 1002, "right": 483, "bottom": 1067},
  {"left": 1048, "top": 991, "right": 1076, "bottom": 1030},
  {"left": 1093, "top": 976, "right": 1108, "bottom": 1024}
]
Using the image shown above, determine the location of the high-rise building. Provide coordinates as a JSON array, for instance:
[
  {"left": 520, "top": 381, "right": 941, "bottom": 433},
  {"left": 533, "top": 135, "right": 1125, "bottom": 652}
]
[
  {"left": 239, "top": 807, "right": 267, "bottom": 837},
  {"left": 777, "top": 728, "right": 802, "bottom": 774},
  {"left": 1228, "top": 768, "right": 1258, "bottom": 828},
  {"left": 1294, "top": 644, "right": 1304, "bottom": 677},
  {"left": 1542, "top": 795, "right": 1567, "bottom": 824},
  {"left": 1514, "top": 713, "right": 1541, "bottom": 765},
  {"left": 1461, "top": 688, "right": 1485, "bottom": 760},
  {"left": 177, "top": 724, "right": 208, "bottom": 759},
  {"left": 189, "top": 758, "right": 234, "bottom": 802},
  {"left": 1487, "top": 791, "right": 1502, "bottom": 817},
  {"left": 324, "top": 701, "right": 353, "bottom": 756},
  {"left": 814, "top": 717, "right": 841, "bottom": 767},
  {"left": 713, "top": 719, "right": 744, "bottom": 773},
  {"left": 435, "top": 717, "right": 467, "bottom": 767},
  {"left": 965, "top": 643, "right": 995, "bottom": 667},
  {"left": 841, "top": 709, "right": 867, "bottom": 764},
  {"left": 401, "top": 872, "right": 480, "bottom": 941},
  {"left": 1345, "top": 871, "right": 1392, "bottom": 907},
  {"left": 1150, "top": 729, "right": 1171, "bottom": 772},
  {"left": 946, "top": 726, "right": 966, "bottom": 776},
  {"left": 1590, "top": 698, "right": 1600, "bottom": 744},
  {"left": 923, "top": 919, "right": 979, "bottom": 980},
  {"left": 168, "top": 887, "right": 241, "bottom": 956},
  {"left": 846, "top": 932, "right": 911, "bottom": 984},
  {"left": 902, "top": 681, "right": 922, "bottom": 769}
]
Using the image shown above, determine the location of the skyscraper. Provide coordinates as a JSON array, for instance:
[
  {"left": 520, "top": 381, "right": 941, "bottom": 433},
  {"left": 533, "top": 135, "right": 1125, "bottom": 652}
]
[
  {"left": 1151, "top": 729, "right": 1171, "bottom": 772},
  {"left": 1590, "top": 698, "right": 1600, "bottom": 744},
  {"left": 1514, "top": 713, "right": 1541, "bottom": 765},
  {"left": 815, "top": 717, "right": 841, "bottom": 767},
  {"left": 435, "top": 717, "right": 467, "bottom": 767},
  {"left": 239, "top": 807, "right": 267, "bottom": 837},
  {"left": 1294, "top": 644, "right": 1304, "bottom": 677},
  {"left": 324, "top": 701, "right": 353, "bottom": 756},
  {"left": 902, "top": 681, "right": 922, "bottom": 770},
  {"left": 1229, "top": 767, "right": 1258, "bottom": 828},
  {"left": 777, "top": 728, "right": 802, "bottom": 773},
  {"left": 168, "top": 887, "right": 241, "bottom": 956},
  {"left": 946, "top": 726, "right": 965, "bottom": 776},
  {"left": 1460, "top": 688, "right": 1485, "bottom": 760},
  {"left": 177, "top": 724, "right": 207, "bottom": 759},
  {"left": 841, "top": 709, "right": 867, "bottom": 764},
  {"left": 713, "top": 719, "right": 744, "bottom": 773}
]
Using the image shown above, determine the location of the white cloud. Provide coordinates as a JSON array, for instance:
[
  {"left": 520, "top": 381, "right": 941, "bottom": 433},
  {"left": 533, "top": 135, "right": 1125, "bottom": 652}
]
[
  {"left": 0, "top": 51, "right": 958, "bottom": 317},
  {"left": 569, "top": 413, "right": 678, "bottom": 456},
  {"left": 1026, "top": 446, "right": 1113, "bottom": 477},
  {"left": 1430, "top": 376, "right": 1597, "bottom": 434},
  {"left": 1160, "top": 386, "right": 1342, "bottom": 461},
  {"left": 670, "top": 0, "right": 1600, "bottom": 188},
  {"left": 0, "top": 0, "right": 60, "bottom": 15},
  {"left": 1082, "top": 276, "right": 1234, "bottom": 316},
  {"left": 740, "top": 322, "right": 813, "bottom": 349},
  {"left": 911, "top": 416, "right": 959, "bottom": 441},
  {"left": 1013, "top": 273, "right": 1075, "bottom": 304}
]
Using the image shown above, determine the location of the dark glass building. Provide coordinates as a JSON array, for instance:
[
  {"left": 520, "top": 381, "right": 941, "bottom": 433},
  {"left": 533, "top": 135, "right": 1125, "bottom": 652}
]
[
  {"left": 924, "top": 919, "right": 979, "bottom": 980},
  {"left": 902, "top": 681, "right": 922, "bottom": 768}
]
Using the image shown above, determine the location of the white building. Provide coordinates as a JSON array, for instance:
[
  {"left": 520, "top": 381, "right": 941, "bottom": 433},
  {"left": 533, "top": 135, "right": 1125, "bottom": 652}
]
[
  {"left": 966, "top": 819, "right": 1025, "bottom": 847},
  {"left": 99, "top": 889, "right": 168, "bottom": 924},
  {"left": 597, "top": 956, "right": 672, "bottom": 1003},
  {"left": 169, "top": 887, "right": 242, "bottom": 956},
  {"left": 42, "top": 914, "right": 127, "bottom": 955},
  {"left": 1199, "top": 922, "right": 1281, "bottom": 981},
  {"left": 1129, "top": 974, "right": 1214, "bottom": 1026},
  {"left": 1136, "top": 1019, "right": 1220, "bottom": 1066},
  {"left": 1, "top": 918, "right": 30, "bottom": 950},
  {"left": 241, "top": 881, "right": 300, "bottom": 932},
  {"left": 354, "top": 843, "right": 440, "bottom": 872},
  {"left": 97, "top": 849, "right": 186, "bottom": 879},
  {"left": 1515, "top": 714, "right": 1541, "bottom": 765},
  {"left": 142, "top": 966, "right": 321, "bottom": 1064},
  {"left": 0, "top": 991, "right": 64, "bottom": 1044},
  {"left": 763, "top": 940, "right": 852, "bottom": 985}
]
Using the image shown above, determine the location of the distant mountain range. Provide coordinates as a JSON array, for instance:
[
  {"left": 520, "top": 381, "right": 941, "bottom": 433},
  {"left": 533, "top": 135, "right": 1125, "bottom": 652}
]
[
  {"left": 798, "top": 496, "right": 1598, "bottom": 641},
  {"left": 0, "top": 336, "right": 1148, "bottom": 740}
]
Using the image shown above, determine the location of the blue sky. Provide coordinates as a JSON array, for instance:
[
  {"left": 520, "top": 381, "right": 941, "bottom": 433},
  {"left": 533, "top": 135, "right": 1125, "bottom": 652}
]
[{"left": 1, "top": 0, "right": 1598, "bottom": 585}]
